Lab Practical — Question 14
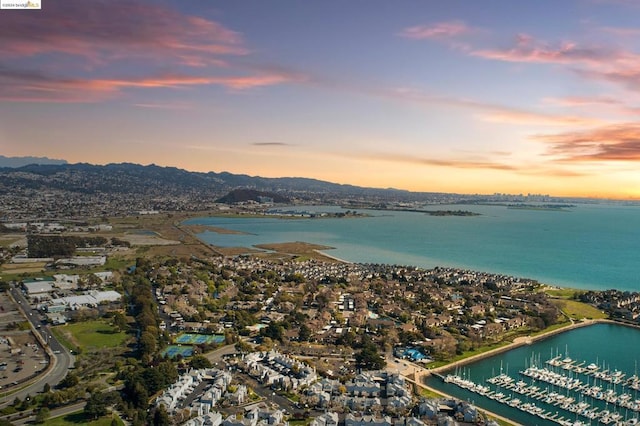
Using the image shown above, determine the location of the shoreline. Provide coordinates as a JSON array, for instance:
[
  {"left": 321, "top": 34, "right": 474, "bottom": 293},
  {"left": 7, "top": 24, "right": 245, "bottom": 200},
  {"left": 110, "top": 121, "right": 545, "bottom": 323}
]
[
  {"left": 418, "top": 318, "right": 640, "bottom": 425},
  {"left": 407, "top": 375, "right": 523, "bottom": 426},
  {"left": 428, "top": 318, "right": 609, "bottom": 375},
  {"left": 180, "top": 216, "right": 627, "bottom": 293},
  {"left": 314, "top": 249, "right": 352, "bottom": 264}
]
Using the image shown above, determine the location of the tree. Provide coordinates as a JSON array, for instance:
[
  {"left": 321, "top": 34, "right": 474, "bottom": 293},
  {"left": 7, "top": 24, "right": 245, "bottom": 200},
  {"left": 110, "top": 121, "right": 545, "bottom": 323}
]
[
  {"left": 126, "top": 380, "right": 149, "bottom": 409},
  {"left": 189, "top": 355, "right": 212, "bottom": 370},
  {"left": 59, "top": 372, "right": 79, "bottom": 389},
  {"left": 85, "top": 393, "right": 108, "bottom": 419},
  {"left": 355, "top": 342, "right": 386, "bottom": 371},
  {"left": 34, "top": 407, "right": 50, "bottom": 424},
  {"left": 261, "top": 322, "right": 283, "bottom": 342},
  {"left": 139, "top": 331, "right": 157, "bottom": 357},
  {"left": 112, "top": 312, "right": 129, "bottom": 332},
  {"left": 298, "top": 323, "right": 311, "bottom": 342},
  {"left": 153, "top": 404, "right": 171, "bottom": 426}
]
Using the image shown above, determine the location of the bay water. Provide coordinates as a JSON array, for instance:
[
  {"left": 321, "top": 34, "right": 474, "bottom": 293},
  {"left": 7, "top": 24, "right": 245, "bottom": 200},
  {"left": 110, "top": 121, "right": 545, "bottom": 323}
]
[
  {"left": 184, "top": 203, "right": 640, "bottom": 292},
  {"left": 425, "top": 323, "right": 640, "bottom": 425}
]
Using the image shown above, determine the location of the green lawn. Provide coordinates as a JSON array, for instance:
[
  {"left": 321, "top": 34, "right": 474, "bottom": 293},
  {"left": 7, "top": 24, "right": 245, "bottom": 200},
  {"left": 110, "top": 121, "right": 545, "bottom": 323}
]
[
  {"left": 419, "top": 387, "right": 445, "bottom": 398},
  {"left": 543, "top": 287, "right": 584, "bottom": 299},
  {"left": 288, "top": 420, "right": 312, "bottom": 426},
  {"left": 552, "top": 299, "right": 608, "bottom": 320},
  {"left": 57, "top": 320, "right": 130, "bottom": 350},
  {"left": 45, "top": 411, "right": 123, "bottom": 426}
]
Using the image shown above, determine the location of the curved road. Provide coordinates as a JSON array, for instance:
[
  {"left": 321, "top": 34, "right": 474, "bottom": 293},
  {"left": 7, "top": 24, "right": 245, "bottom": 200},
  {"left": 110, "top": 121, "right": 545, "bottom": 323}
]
[{"left": 2, "top": 284, "right": 74, "bottom": 408}]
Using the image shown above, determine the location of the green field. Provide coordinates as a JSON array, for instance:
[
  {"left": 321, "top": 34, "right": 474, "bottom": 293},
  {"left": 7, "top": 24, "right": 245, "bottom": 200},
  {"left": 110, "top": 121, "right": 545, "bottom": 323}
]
[
  {"left": 552, "top": 299, "right": 608, "bottom": 320},
  {"left": 57, "top": 320, "right": 130, "bottom": 350},
  {"left": 543, "top": 287, "right": 584, "bottom": 299},
  {"left": 44, "top": 411, "right": 124, "bottom": 426}
]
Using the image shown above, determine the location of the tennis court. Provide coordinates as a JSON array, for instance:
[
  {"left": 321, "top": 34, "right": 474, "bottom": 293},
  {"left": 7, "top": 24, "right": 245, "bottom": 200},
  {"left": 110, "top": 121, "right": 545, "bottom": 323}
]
[
  {"left": 174, "top": 333, "right": 225, "bottom": 345},
  {"left": 162, "top": 345, "right": 193, "bottom": 358}
]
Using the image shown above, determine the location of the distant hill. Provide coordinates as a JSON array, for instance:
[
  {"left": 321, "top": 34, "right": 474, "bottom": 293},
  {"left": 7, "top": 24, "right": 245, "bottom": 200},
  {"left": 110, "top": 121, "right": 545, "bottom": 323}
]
[
  {"left": 217, "top": 189, "right": 291, "bottom": 204},
  {"left": 0, "top": 155, "right": 67, "bottom": 168},
  {"left": 0, "top": 162, "right": 434, "bottom": 202}
]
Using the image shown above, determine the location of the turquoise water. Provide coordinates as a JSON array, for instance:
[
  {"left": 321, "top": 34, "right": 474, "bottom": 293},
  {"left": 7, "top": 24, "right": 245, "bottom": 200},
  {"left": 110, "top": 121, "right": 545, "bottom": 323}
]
[
  {"left": 425, "top": 323, "right": 640, "bottom": 426},
  {"left": 184, "top": 203, "right": 640, "bottom": 291}
]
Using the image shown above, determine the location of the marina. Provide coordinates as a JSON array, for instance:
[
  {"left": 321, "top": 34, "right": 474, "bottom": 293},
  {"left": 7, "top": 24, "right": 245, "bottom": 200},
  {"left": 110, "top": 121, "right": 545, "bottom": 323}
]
[
  {"left": 424, "top": 323, "right": 640, "bottom": 426},
  {"left": 443, "top": 352, "right": 640, "bottom": 426}
]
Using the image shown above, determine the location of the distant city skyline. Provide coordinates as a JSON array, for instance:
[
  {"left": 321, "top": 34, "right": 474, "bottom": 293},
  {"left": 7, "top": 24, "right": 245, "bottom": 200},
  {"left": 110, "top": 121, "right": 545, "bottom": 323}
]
[{"left": 2, "top": 1, "right": 640, "bottom": 199}]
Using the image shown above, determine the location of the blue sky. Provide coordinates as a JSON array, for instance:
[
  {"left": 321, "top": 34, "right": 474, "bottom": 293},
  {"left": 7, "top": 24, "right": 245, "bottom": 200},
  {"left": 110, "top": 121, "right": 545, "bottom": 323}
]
[{"left": 2, "top": 0, "right": 640, "bottom": 198}]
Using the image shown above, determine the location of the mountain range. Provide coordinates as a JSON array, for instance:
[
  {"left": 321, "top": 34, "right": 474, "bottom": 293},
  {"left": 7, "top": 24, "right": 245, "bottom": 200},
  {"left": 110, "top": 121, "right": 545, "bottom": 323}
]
[
  {"left": 0, "top": 161, "right": 441, "bottom": 202},
  {"left": 0, "top": 155, "right": 67, "bottom": 168}
]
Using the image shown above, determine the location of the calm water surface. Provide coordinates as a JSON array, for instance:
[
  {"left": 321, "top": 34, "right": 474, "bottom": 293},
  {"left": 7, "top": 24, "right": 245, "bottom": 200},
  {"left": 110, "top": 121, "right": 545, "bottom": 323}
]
[
  {"left": 425, "top": 323, "right": 640, "bottom": 426},
  {"left": 184, "top": 203, "right": 640, "bottom": 291}
]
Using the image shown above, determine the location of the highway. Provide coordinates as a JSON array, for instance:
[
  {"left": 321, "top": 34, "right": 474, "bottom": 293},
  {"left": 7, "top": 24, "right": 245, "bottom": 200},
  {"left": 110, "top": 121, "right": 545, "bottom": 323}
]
[{"left": 2, "top": 283, "right": 75, "bottom": 408}]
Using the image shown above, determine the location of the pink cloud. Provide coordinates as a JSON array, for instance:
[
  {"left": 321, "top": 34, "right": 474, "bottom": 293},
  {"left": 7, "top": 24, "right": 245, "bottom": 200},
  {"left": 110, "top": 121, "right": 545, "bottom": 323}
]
[
  {"left": 365, "top": 152, "right": 517, "bottom": 171},
  {"left": 0, "top": 67, "right": 304, "bottom": 103},
  {"left": 472, "top": 33, "right": 619, "bottom": 65},
  {"left": 534, "top": 123, "right": 640, "bottom": 162},
  {"left": 601, "top": 26, "right": 640, "bottom": 37},
  {"left": 387, "top": 87, "right": 601, "bottom": 127},
  {"left": 543, "top": 96, "right": 621, "bottom": 107},
  {"left": 468, "top": 32, "right": 640, "bottom": 95},
  {"left": 542, "top": 96, "right": 640, "bottom": 116},
  {"left": 579, "top": 69, "right": 640, "bottom": 92},
  {"left": 0, "top": 0, "right": 246, "bottom": 66},
  {"left": 133, "top": 102, "right": 192, "bottom": 110},
  {"left": 398, "top": 20, "right": 472, "bottom": 40},
  {"left": 0, "top": 1, "right": 307, "bottom": 103},
  {"left": 363, "top": 152, "right": 585, "bottom": 177}
]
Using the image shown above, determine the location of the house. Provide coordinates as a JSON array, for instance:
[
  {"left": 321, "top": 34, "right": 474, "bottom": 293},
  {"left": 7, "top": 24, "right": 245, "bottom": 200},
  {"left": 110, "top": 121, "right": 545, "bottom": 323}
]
[
  {"left": 184, "top": 412, "right": 223, "bottom": 426},
  {"left": 228, "top": 385, "right": 248, "bottom": 405},
  {"left": 344, "top": 414, "right": 392, "bottom": 426},
  {"left": 310, "top": 412, "right": 338, "bottom": 426},
  {"left": 462, "top": 404, "right": 479, "bottom": 423},
  {"left": 396, "top": 417, "right": 424, "bottom": 426},
  {"left": 345, "top": 374, "right": 380, "bottom": 397},
  {"left": 417, "top": 399, "right": 439, "bottom": 419}
]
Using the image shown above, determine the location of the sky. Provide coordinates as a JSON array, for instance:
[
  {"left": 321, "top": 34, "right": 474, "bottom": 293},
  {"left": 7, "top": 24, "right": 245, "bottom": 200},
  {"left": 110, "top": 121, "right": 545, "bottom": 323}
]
[{"left": 2, "top": 1, "right": 640, "bottom": 199}]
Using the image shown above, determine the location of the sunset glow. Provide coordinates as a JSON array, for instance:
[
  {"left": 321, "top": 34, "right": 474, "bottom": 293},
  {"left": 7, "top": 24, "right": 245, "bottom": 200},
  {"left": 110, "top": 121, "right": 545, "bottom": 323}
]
[{"left": 2, "top": 1, "right": 640, "bottom": 198}]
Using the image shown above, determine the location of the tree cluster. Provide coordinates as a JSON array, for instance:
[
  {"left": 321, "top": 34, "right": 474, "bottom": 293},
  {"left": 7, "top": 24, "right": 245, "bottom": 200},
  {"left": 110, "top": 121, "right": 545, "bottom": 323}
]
[{"left": 27, "top": 235, "right": 107, "bottom": 258}]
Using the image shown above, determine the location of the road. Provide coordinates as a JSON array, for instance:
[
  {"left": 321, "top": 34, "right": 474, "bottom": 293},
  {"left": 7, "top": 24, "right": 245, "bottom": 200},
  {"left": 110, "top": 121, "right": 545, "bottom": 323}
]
[
  {"left": 204, "top": 344, "right": 320, "bottom": 417},
  {"left": 204, "top": 343, "right": 238, "bottom": 365},
  {"left": 2, "top": 283, "right": 75, "bottom": 408},
  {"left": 4, "top": 401, "right": 87, "bottom": 425}
]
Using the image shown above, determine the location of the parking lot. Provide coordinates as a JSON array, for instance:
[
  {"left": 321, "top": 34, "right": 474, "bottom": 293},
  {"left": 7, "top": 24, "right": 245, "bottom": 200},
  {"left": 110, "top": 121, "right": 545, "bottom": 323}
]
[{"left": 0, "top": 294, "right": 49, "bottom": 393}]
